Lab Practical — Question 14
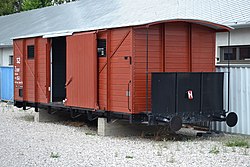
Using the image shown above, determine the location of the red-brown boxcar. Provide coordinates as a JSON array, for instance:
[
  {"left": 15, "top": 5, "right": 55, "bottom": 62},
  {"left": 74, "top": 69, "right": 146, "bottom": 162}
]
[{"left": 14, "top": 20, "right": 238, "bottom": 131}]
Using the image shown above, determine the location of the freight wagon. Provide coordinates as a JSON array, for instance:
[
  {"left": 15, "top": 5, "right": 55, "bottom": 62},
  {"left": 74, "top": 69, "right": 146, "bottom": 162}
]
[{"left": 13, "top": 20, "right": 238, "bottom": 131}]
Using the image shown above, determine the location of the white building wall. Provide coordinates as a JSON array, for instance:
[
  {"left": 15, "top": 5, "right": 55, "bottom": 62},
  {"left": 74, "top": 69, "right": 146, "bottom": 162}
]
[
  {"left": 215, "top": 27, "right": 250, "bottom": 135},
  {"left": 216, "top": 28, "right": 250, "bottom": 62},
  {"left": 0, "top": 47, "right": 13, "bottom": 67}
]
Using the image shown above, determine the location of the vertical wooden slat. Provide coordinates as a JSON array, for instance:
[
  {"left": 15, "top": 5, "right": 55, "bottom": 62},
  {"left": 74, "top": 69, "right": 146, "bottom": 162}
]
[
  {"left": 93, "top": 33, "right": 98, "bottom": 108},
  {"left": 189, "top": 23, "right": 192, "bottom": 72},
  {"left": 34, "top": 38, "right": 38, "bottom": 103},
  {"left": 132, "top": 28, "right": 135, "bottom": 112},
  {"left": 46, "top": 39, "right": 51, "bottom": 103},
  {"left": 161, "top": 23, "right": 165, "bottom": 72},
  {"left": 129, "top": 27, "right": 133, "bottom": 113},
  {"left": 106, "top": 30, "right": 111, "bottom": 111},
  {"left": 22, "top": 40, "right": 26, "bottom": 102},
  {"left": 97, "top": 31, "right": 108, "bottom": 110}
]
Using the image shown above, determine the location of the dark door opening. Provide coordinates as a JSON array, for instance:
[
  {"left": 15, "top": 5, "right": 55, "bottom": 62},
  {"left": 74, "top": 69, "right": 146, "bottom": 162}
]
[{"left": 52, "top": 37, "right": 66, "bottom": 102}]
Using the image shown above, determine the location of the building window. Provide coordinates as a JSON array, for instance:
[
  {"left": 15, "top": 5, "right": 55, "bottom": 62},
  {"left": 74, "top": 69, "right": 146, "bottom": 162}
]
[
  {"left": 97, "top": 39, "right": 106, "bottom": 57},
  {"left": 239, "top": 47, "right": 250, "bottom": 60},
  {"left": 9, "top": 55, "right": 13, "bottom": 65},
  {"left": 220, "top": 46, "right": 250, "bottom": 63},
  {"left": 27, "top": 45, "right": 35, "bottom": 59}
]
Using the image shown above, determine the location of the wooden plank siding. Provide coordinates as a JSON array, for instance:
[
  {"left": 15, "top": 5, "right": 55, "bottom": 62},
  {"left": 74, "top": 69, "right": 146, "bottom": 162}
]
[
  {"left": 191, "top": 24, "right": 216, "bottom": 72},
  {"left": 14, "top": 22, "right": 217, "bottom": 116},
  {"left": 36, "top": 38, "right": 50, "bottom": 103},
  {"left": 24, "top": 39, "right": 35, "bottom": 102},
  {"left": 108, "top": 28, "right": 133, "bottom": 113},
  {"left": 132, "top": 22, "right": 216, "bottom": 114},
  {"left": 97, "top": 28, "right": 133, "bottom": 113},
  {"left": 165, "top": 22, "right": 190, "bottom": 72},
  {"left": 14, "top": 37, "right": 49, "bottom": 104},
  {"left": 132, "top": 25, "right": 162, "bottom": 113},
  {"left": 66, "top": 32, "right": 98, "bottom": 109},
  {"left": 13, "top": 39, "right": 24, "bottom": 102}
]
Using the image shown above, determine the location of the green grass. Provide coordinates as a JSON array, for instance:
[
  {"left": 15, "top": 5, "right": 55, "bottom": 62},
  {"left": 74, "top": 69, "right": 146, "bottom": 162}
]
[
  {"left": 125, "top": 155, "right": 133, "bottom": 159},
  {"left": 50, "top": 152, "right": 60, "bottom": 158},
  {"left": 209, "top": 146, "right": 220, "bottom": 154},
  {"left": 225, "top": 139, "right": 249, "bottom": 148}
]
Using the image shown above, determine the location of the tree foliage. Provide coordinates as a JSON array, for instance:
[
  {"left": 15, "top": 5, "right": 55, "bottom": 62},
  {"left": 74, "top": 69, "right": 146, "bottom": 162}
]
[
  {"left": 54, "top": 0, "right": 76, "bottom": 5},
  {"left": 0, "top": 0, "right": 16, "bottom": 16},
  {"left": 0, "top": 0, "right": 77, "bottom": 16},
  {"left": 22, "top": 0, "right": 52, "bottom": 11}
]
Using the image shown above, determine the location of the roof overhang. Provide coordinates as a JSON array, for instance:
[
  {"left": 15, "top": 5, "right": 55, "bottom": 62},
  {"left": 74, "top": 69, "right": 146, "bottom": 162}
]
[
  {"left": 0, "top": 44, "right": 12, "bottom": 48},
  {"left": 43, "top": 32, "right": 73, "bottom": 38},
  {"left": 12, "top": 30, "right": 74, "bottom": 40},
  {"left": 145, "top": 19, "right": 233, "bottom": 32},
  {"left": 12, "top": 19, "right": 232, "bottom": 40}
]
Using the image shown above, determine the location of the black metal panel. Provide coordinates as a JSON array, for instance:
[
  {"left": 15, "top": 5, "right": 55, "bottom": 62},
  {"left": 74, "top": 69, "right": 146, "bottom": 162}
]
[
  {"left": 152, "top": 73, "right": 176, "bottom": 117},
  {"left": 151, "top": 72, "right": 224, "bottom": 124},
  {"left": 202, "top": 73, "right": 224, "bottom": 114},
  {"left": 177, "top": 73, "right": 201, "bottom": 115}
]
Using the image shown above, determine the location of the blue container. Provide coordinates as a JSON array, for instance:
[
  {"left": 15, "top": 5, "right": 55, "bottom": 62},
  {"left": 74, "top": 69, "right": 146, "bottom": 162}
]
[{"left": 0, "top": 67, "right": 14, "bottom": 101}]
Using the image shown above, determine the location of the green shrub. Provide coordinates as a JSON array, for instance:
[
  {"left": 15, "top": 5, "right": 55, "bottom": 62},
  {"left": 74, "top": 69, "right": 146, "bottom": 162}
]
[{"left": 225, "top": 139, "right": 249, "bottom": 148}]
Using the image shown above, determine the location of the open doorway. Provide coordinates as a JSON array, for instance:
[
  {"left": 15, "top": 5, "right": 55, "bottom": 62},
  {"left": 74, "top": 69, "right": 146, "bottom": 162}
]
[{"left": 51, "top": 37, "right": 66, "bottom": 102}]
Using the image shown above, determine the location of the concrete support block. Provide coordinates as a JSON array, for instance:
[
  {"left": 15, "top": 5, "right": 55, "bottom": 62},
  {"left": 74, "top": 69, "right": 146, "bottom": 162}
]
[
  {"left": 98, "top": 118, "right": 157, "bottom": 137},
  {"left": 34, "top": 109, "right": 71, "bottom": 122}
]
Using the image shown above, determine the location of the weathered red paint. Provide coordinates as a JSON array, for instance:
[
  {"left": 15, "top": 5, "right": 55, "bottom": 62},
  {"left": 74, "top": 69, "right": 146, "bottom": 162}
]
[
  {"left": 66, "top": 32, "right": 98, "bottom": 109},
  {"left": 14, "top": 39, "right": 24, "bottom": 102},
  {"left": 132, "top": 22, "right": 217, "bottom": 114},
  {"left": 97, "top": 31, "right": 108, "bottom": 110},
  {"left": 191, "top": 24, "right": 216, "bottom": 72},
  {"left": 14, "top": 37, "right": 49, "bottom": 104},
  {"left": 14, "top": 20, "right": 224, "bottom": 116},
  {"left": 97, "top": 28, "right": 133, "bottom": 113}
]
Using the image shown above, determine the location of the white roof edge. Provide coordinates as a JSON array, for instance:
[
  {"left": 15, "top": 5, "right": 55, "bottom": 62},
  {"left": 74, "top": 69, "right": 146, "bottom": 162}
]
[
  {"left": 12, "top": 33, "right": 44, "bottom": 40},
  {"left": 0, "top": 44, "right": 12, "bottom": 48},
  {"left": 12, "top": 30, "right": 74, "bottom": 40},
  {"left": 43, "top": 32, "right": 73, "bottom": 38},
  {"left": 12, "top": 18, "right": 233, "bottom": 40}
]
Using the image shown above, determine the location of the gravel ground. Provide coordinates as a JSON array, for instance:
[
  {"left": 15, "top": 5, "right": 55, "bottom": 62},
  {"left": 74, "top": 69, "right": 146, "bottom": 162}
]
[{"left": 0, "top": 102, "right": 249, "bottom": 167}]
